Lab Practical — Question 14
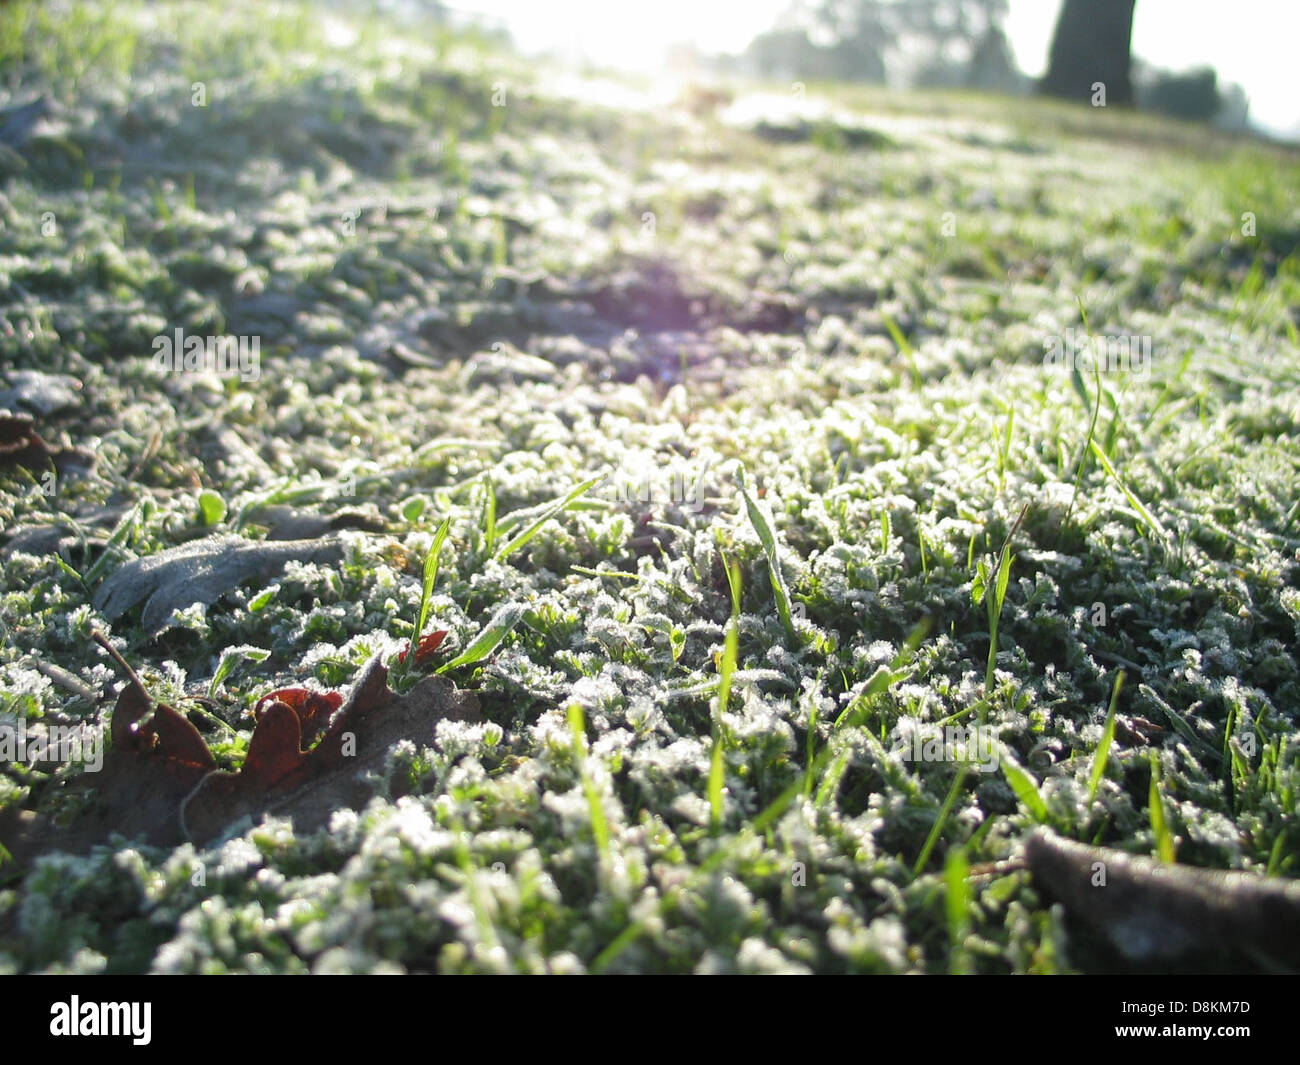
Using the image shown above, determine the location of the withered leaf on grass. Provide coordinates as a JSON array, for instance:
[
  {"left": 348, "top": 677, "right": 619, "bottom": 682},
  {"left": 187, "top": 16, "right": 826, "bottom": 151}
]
[
  {"left": 1024, "top": 828, "right": 1300, "bottom": 970},
  {"left": 0, "top": 652, "right": 480, "bottom": 869},
  {"left": 180, "top": 652, "right": 480, "bottom": 847},
  {"left": 92, "top": 534, "right": 347, "bottom": 635},
  {"left": 1, "top": 501, "right": 134, "bottom": 560},
  {"left": 395, "top": 629, "right": 449, "bottom": 666},
  {"left": 0, "top": 414, "right": 95, "bottom": 479},
  {"left": 0, "top": 648, "right": 216, "bottom": 865},
  {"left": 185, "top": 655, "right": 480, "bottom": 842},
  {"left": 0, "top": 414, "right": 54, "bottom": 474}
]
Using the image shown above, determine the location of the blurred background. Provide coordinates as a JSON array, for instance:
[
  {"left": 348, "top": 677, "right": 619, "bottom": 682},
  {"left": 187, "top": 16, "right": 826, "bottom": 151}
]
[{"left": 367, "top": 0, "right": 1297, "bottom": 142}]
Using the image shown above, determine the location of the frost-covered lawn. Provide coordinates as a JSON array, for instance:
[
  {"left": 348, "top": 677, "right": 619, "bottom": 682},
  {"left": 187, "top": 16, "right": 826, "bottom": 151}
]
[{"left": 1, "top": 0, "right": 1298, "bottom": 973}]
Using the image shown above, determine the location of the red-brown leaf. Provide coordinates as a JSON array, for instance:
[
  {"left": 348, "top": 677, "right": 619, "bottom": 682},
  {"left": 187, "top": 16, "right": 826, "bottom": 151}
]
[
  {"left": 0, "top": 414, "right": 54, "bottom": 473},
  {"left": 109, "top": 673, "right": 215, "bottom": 772},
  {"left": 395, "top": 629, "right": 449, "bottom": 666},
  {"left": 253, "top": 687, "right": 342, "bottom": 747},
  {"left": 240, "top": 700, "right": 309, "bottom": 789},
  {"left": 2, "top": 649, "right": 480, "bottom": 864}
]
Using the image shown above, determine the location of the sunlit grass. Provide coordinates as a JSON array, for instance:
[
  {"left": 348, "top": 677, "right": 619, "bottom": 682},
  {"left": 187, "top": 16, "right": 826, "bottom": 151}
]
[{"left": 2, "top": 0, "right": 1298, "bottom": 975}]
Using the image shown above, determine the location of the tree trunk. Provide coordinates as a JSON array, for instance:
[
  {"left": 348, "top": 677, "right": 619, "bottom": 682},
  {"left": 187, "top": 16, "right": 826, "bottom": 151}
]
[{"left": 1040, "top": 0, "right": 1136, "bottom": 106}]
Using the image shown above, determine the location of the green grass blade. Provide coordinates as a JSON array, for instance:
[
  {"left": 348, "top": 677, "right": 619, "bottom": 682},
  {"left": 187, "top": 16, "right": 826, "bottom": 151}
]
[
  {"left": 724, "top": 552, "right": 742, "bottom": 615},
  {"left": 804, "top": 701, "right": 819, "bottom": 797},
  {"left": 392, "top": 516, "right": 452, "bottom": 687},
  {"left": 834, "top": 616, "right": 932, "bottom": 728},
  {"left": 568, "top": 705, "right": 611, "bottom": 860},
  {"left": 1060, "top": 311, "right": 1104, "bottom": 540},
  {"left": 435, "top": 602, "right": 525, "bottom": 674},
  {"left": 207, "top": 645, "right": 270, "bottom": 700},
  {"left": 751, "top": 622, "right": 936, "bottom": 833},
  {"left": 1069, "top": 362, "right": 1091, "bottom": 415},
  {"left": 980, "top": 505, "right": 1025, "bottom": 699},
  {"left": 495, "top": 476, "right": 603, "bottom": 560},
  {"left": 1088, "top": 438, "right": 1169, "bottom": 541},
  {"left": 710, "top": 558, "right": 741, "bottom": 830},
  {"left": 591, "top": 920, "right": 646, "bottom": 973},
  {"left": 1087, "top": 670, "right": 1125, "bottom": 805},
  {"left": 997, "top": 406, "right": 1015, "bottom": 489},
  {"left": 1000, "top": 753, "right": 1048, "bottom": 822},
  {"left": 736, "top": 465, "right": 797, "bottom": 642},
  {"left": 914, "top": 765, "right": 969, "bottom": 875},
  {"left": 993, "top": 545, "right": 1012, "bottom": 615},
  {"left": 815, "top": 750, "right": 850, "bottom": 808},
  {"left": 81, "top": 501, "right": 142, "bottom": 586},
  {"left": 570, "top": 566, "right": 643, "bottom": 582},
  {"left": 971, "top": 556, "right": 988, "bottom": 606},
  {"left": 1267, "top": 830, "right": 1287, "bottom": 876},
  {"left": 944, "top": 845, "right": 972, "bottom": 975},
  {"left": 1148, "top": 752, "right": 1176, "bottom": 863},
  {"left": 716, "top": 642, "right": 737, "bottom": 702},
  {"left": 751, "top": 777, "right": 805, "bottom": 835},
  {"left": 707, "top": 739, "right": 726, "bottom": 831},
  {"left": 482, "top": 480, "right": 497, "bottom": 554},
  {"left": 54, "top": 556, "right": 85, "bottom": 587},
  {"left": 880, "top": 310, "right": 922, "bottom": 387},
  {"left": 1140, "top": 684, "right": 1223, "bottom": 765},
  {"left": 414, "top": 517, "right": 451, "bottom": 645}
]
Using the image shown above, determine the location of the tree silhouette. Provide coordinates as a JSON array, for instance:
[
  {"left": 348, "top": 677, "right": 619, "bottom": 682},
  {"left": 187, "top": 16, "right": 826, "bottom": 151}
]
[{"left": 1040, "top": 0, "right": 1136, "bottom": 106}]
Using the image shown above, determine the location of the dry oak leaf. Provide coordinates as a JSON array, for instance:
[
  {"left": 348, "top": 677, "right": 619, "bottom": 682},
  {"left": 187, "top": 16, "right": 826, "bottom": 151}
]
[
  {"left": 1024, "top": 827, "right": 1300, "bottom": 970},
  {"left": 181, "top": 654, "right": 479, "bottom": 844},
  {"left": 0, "top": 654, "right": 216, "bottom": 866},
  {"left": 0, "top": 413, "right": 55, "bottom": 474},
  {"left": 0, "top": 413, "right": 95, "bottom": 479},
  {"left": 93, "top": 534, "right": 347, "bottom": 635},
  {"left": 0, "top": 653, "right": 479, "bottom": 869},
  {"left": 394, "top": 629, "right": 449, "bottom": 667}
]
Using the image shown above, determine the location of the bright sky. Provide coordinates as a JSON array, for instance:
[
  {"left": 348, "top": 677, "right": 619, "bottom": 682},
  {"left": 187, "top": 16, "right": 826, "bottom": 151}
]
[{"left": 448, "top": 0, "right": 1300, "bottom": 139}]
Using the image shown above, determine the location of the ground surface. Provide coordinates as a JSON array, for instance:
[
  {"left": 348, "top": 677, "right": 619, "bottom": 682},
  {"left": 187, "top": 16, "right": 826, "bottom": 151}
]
[{"left": 1, "top": 1, "right": 1298, "bottom": 974}]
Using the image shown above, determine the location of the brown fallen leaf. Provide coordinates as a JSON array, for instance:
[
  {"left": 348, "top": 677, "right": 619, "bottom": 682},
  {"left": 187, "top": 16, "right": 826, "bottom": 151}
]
[
  {"left": 253, "top": 686, "right": 343, "bottom": 744},
  {"left": 92, "top": 534, "right": 347, "bottom": 635},
  {"left": 0, "top": 644, "right": 480, "bottom": 870},
  {"left": 181, "top": 654, "right": 479, "bottom": 844},
  {"left": 394, "top": 629, "right": 449, "bottom": 667},
  {"left": 0, "top": 636, "right": 216, "bottom": 867},
  {"left": 1023, "top": 828, "right": 1300, "bottom": 971},
  {"left": 0, "top": 413, "right": 54, "bottom": 474},
  {"left": 0, "top": 413, "right": 95, "bottom": 480}
]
